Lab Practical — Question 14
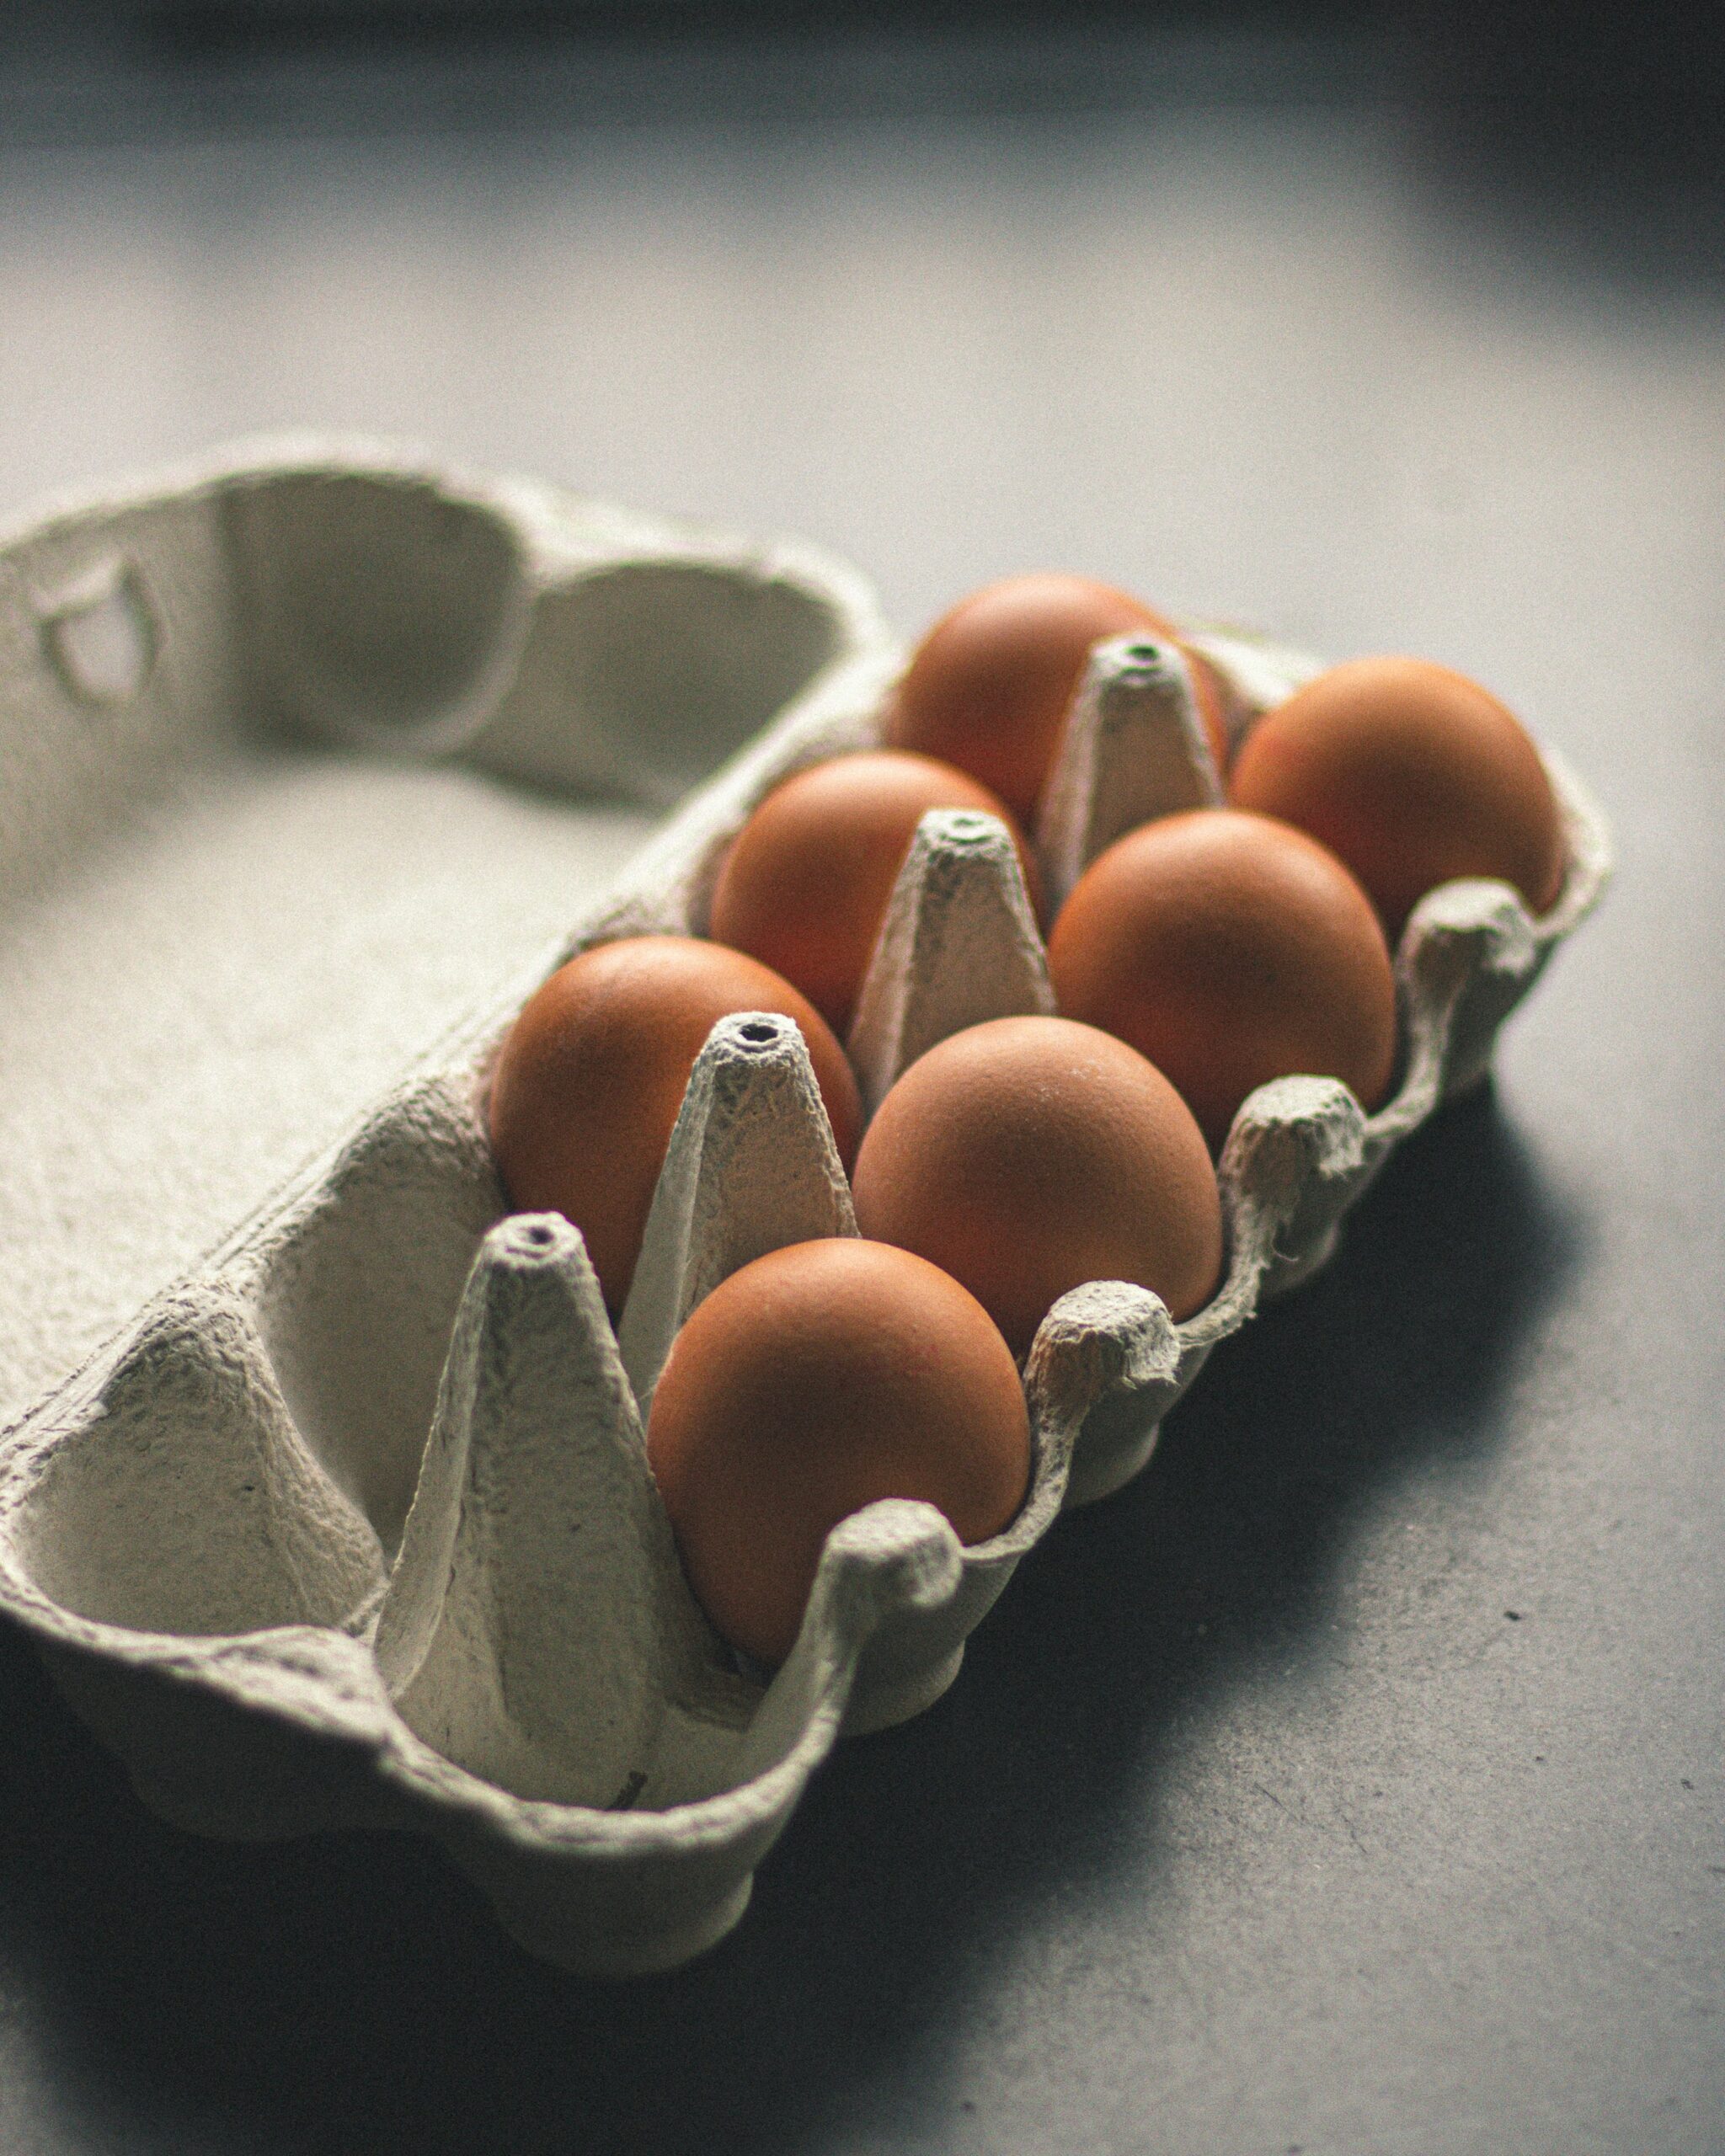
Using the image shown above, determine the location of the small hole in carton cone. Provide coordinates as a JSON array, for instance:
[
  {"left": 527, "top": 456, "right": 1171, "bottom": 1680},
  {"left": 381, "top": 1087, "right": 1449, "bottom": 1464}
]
[
  {"left": 514, "top": 1220, "right": 558, "bottom": 1251},
  {"left": 738, "top": 1020, "right": 782, "bottom": 1047}
]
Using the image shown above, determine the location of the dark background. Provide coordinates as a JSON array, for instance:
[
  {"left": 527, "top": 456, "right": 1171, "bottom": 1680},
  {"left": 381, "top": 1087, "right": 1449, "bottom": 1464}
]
[{"left": 1, "top": 7, "right": 1722, "bottom": 2153}]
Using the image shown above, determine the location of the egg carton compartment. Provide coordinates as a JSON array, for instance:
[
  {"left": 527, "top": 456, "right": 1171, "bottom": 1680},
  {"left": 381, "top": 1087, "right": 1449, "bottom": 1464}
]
[{"left": 0, "top": 451, "right": 1610, "bottom": 1978}]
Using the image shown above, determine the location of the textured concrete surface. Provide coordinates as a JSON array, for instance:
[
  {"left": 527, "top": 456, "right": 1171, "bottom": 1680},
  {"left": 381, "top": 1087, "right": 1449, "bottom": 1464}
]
[{"left": 0, "top": 35, "right": 1720, "bottom": 2156}]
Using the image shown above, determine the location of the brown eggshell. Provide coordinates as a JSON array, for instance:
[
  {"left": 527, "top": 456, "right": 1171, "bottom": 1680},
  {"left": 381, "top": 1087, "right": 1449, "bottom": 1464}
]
[
  {"left": 1228, "top": 655, "right": 1567, "bottom": 939},
  {"left": 645, "top": 1238, "right": 1030, "bottom": 1666},
  {"left": 884, "top": 572, "right": 1232, "bottom": 826},
  {"left": 1046, "top": 808, "right": 1397, "bottom": 1151},
  {"left": 850, "top": 1014, "right": 1223, "bottom": 1358},
  {"left": 487, "top": 937, "right": 862, "bottom": 1312},
  {"left": 708, "top": 750, "right": 1041, "bottom": 1034}
]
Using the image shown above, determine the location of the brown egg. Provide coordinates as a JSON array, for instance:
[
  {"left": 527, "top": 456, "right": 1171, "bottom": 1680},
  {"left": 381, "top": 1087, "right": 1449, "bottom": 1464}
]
[
  {"left": 1229, "top": 655, "right": 1567, "bottom": 939},
  {"left": 851, "top": 1015, "right": 1222, "bottom": 1358},
  {"left": 708, "top": 750, "right": 1040, "bottom": 1035},
  {"left": 1046, "top": 809, "right": 1397, "bottom": 1150},
  {"left": 884, "top": 572, "right": 1232, "bottom": 825},
  {"left": 646, "top": 1238, "right": 1030, "bottom": 1665},
  {"left": 488, "top": 937, "right": 862, "bottom": 1312}
]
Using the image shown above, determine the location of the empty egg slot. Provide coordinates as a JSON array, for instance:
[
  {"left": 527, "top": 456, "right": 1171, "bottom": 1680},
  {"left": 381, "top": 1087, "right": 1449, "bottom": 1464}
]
[
  {"left": 617, "top": 1011, "right": 858, "bottom": 1416},
  {"left": 253, "top": 1074, "right": 507, "bottom": 1559},
  {"left": 377, "top": 1214, "right": 728, "bottom": 1809},
  {"left": 847, "top": 807, "right": 1054, "bottom": 1120},
  {"left": 13, "top": 1288, "right": 385, "bottom": 1639},
  {"left": 1033, "top": 634, "right": 1225, "bottom": 914}
]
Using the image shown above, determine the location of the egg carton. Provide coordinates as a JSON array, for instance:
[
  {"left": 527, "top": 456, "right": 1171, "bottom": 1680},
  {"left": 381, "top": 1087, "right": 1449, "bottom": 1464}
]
[{"left": 0, "top": 447, "right": 1610, "bottom": 1978}]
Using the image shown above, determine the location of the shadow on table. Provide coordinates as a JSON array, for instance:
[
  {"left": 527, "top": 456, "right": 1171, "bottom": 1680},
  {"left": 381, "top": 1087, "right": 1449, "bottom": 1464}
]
[{"left": 0, "top": 1081, "right": 1583, "bottom": 2156}]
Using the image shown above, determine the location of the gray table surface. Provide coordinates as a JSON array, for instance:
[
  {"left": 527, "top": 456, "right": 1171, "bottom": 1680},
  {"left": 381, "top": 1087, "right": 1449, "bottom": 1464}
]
[{"left": 0, "top": 32, "right": 1721, "bottom": 2156}]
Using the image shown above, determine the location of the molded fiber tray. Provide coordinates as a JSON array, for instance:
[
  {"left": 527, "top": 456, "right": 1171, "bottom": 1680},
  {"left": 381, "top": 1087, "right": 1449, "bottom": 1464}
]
[{"left": 0, "top": 446, "right": 1610, "bottom": 1977}]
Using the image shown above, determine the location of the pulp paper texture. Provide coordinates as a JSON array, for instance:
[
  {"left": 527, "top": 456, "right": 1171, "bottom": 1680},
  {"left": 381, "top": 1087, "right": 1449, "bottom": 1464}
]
[{"left": 0, "top": 446, "right": 1610, "bottom": 1975}]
